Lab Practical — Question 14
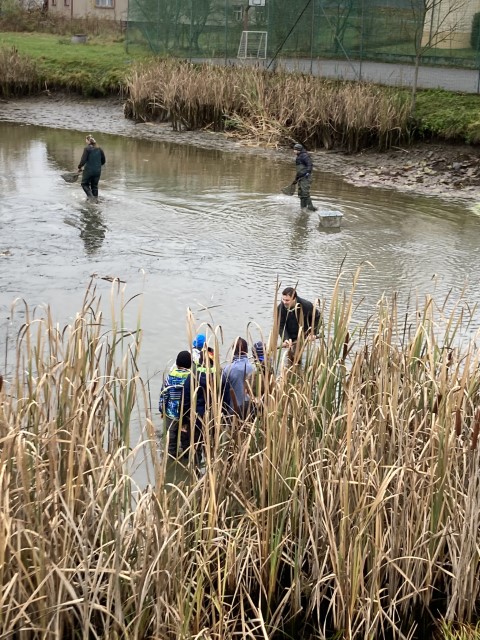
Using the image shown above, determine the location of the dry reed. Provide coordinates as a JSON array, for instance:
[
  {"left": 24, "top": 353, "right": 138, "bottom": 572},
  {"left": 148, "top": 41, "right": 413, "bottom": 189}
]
[
  {"left": 0, "top": 277, "right": 479, "bottom": 639},
  {"left": 0, "top": 46, "right": 41, "bottom": 98},
  {"left": 124, "top": 59, "right": 411, "bottom": 151}
]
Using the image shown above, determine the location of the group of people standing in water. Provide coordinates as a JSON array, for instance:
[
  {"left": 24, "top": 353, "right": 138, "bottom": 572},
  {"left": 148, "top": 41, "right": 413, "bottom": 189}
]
[
  {"left": 158, "top": 335, "right": 267, "bottom": 459},
  {"left": 158, "top": 287, "right": 321, "bottom": 461},
  {"left": 74, "top": 138, "right": 316, "bottom": 211},
  {"left": 73, "top": 133, "right": 319, "bottom": 459}
]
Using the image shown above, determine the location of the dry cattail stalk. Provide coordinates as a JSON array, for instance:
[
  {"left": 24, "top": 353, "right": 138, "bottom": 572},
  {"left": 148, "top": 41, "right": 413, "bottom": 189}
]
[
  {"left": 455, "top": 406, "right": 462, "bottom": 437},
  {"left": 472, "top": 408, "right": 480, "bottom": 451}
]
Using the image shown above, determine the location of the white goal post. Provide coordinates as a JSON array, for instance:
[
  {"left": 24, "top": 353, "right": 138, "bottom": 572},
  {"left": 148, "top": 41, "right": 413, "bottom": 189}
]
[{"left": 237, "top": 31, "right": 268, "bottom": 59}]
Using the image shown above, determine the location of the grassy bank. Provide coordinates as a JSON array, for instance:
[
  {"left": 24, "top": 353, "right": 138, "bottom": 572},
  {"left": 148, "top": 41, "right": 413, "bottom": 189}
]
[
  {"left": 1, "top": 279, "right": 479, "bottom": 638},
  {"left": 0, "top": 31, "right": 148, "bottom": 96},
  {"left": 1, "top": 29, "right": 480, "bottom": 148},
  {"left": 415, "top": 89, "right": 480, "bottom": 144}
]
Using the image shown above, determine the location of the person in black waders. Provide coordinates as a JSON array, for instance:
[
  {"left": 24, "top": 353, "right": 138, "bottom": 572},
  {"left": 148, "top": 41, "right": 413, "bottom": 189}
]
[
  {"left": 78, "top": 135, "right": 106, "bottom": 203},
  {"left": 293, "top": 143, "right": 317, "bottom": 211}
]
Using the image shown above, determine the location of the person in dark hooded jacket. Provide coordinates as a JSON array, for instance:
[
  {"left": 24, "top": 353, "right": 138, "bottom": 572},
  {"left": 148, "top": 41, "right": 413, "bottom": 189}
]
[
  {"left": 277, "top": 286, "right": 320, "bottom": 345},
  {"left": 293, "top": 143, "right": 317, "bottom": 211},
  {"left": 78, "top": 135, "right": 106, "bottom": 202},
  {"left": 276, "top": 286, "right": 321, "bottom": 368}
]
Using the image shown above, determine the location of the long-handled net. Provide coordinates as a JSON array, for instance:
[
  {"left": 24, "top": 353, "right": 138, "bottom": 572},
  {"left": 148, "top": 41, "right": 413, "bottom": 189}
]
[
  {"left": 281, "top": 182, "right": 296, "bottom": 196},
  {"left": 61, "top": 172, "right": 80, "bottom": 183}
]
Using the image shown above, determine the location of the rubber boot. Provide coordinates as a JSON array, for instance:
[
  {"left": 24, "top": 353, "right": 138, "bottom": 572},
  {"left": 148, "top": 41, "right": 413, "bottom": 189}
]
[
  {"left": 307, "top": 197, "right": 317, "bottom": 211},
  {"left": 167, "top": 422, "right": 180, "bottom": 458},
  {"left": 82, "top": 184, "right": 94, "bottom": 200},
  {"left": 300, "top": 197, "right": 308, "bottom": 210}
]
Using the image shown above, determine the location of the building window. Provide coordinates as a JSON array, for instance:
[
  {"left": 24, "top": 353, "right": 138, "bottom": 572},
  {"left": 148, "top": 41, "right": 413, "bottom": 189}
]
[
  {"left": 51, "top": 0, "right": 56, "bottom": 6},
  {"left": 64, "top": 0, "right": 69, "bottom": 6},
  {"left": 233, "top": 5, "right": 243, "bottom": 21},
  {"left": 95, "top": 0, "right": 114, "bottom": 7}
]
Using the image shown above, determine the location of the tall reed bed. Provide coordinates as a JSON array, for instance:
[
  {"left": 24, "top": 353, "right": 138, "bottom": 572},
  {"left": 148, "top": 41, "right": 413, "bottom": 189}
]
[
  {"left": 124, "top": 59, "right": 411, "bottom": 151},
  {"left": 0, "top": 279, "right": 479, "bottom": 638},
  {"left": 0, "top": 284, "right": 151, "bottom": 637},
  {"left": 0, "top": 46, "right": 41, "bottom": 97}
]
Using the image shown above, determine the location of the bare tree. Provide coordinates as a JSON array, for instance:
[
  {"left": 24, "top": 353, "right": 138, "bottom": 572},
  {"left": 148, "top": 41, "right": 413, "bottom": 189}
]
[
  {"left": 128, "top": 0, "right": 189, "bottom": 53},
  {"left": 326, "top": 0, "right": 356, "bottom": 55},
  {"left": 410, "top": 0, "right": 468, "bottom": 113},
  {"left": 185, "top": 0, "right": 214, "bottom": 53}
]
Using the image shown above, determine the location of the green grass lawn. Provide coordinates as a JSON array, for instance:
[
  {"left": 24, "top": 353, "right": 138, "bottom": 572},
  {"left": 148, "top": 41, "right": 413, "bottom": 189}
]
[{"left": 0, "top": 31, "right": 152, "bottom": 94}]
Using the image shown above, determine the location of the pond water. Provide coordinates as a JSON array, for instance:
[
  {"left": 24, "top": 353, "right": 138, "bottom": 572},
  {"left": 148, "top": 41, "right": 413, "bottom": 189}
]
[{"left": 1, "top": 121, "right": 480, "bottom": 406}]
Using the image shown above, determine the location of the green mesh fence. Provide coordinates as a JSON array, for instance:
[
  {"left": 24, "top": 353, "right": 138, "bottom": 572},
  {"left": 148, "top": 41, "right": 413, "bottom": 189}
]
[{"left": 125, "top": 0, "right": 480, "bottom": 72}]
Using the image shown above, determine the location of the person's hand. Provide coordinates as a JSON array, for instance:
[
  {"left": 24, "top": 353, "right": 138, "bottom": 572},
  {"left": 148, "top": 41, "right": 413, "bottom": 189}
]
[
  {"left": 282, "top": 339, "right": 293, "bottom": 348},
  {"left": 77, "top": 167, "right": 82, "bottom": 173}
]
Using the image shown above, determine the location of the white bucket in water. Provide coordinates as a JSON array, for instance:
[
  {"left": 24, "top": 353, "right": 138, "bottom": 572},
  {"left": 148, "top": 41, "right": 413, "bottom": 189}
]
[{"left": 318, "top": 210, "right": 343, "bottom": 228}]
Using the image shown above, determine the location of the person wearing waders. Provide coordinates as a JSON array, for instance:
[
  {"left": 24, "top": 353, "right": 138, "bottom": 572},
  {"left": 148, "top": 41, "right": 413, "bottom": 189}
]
[
  {"left": 78, "top": 135, "right": 106, "bottom": 203},
  {"left": 293, "top": 143, "right": 317, "bottom": 211}
]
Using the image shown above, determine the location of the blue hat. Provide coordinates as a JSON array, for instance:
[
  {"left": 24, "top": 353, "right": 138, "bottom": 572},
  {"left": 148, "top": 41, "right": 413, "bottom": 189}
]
[
  {"left": 252, "top": 341, "right": 265, "bottom": 362},
  {"left": 193, "top": 333, "right": 206, "bottom": 349},
  {"left": 293, "top": 143, "right": 303, "bottom": 151}
]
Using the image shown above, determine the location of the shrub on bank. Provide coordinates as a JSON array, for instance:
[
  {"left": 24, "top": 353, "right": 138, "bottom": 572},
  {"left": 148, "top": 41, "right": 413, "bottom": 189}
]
[
  {"left": 0, "top": 45, "right": 41, "bottom": 97},
  {"left": 414, "top": 89, "right": 480, "bottom": 144},
  {"left": 0, "top": 280, "right": 479, "bottom": 639},
  {"left": 0, "top": 7, "right": 123, "bottom": 39}
]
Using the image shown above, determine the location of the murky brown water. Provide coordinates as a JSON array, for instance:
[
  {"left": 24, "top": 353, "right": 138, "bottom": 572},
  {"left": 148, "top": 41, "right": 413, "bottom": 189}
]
[{"left": 2, "top": 120, "right": 480, "bottom": 402}]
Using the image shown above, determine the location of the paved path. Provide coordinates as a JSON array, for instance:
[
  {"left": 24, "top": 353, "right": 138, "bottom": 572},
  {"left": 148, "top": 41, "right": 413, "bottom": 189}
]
[{"left": 199, "top": 56, "right": 480, "bottom": 94}]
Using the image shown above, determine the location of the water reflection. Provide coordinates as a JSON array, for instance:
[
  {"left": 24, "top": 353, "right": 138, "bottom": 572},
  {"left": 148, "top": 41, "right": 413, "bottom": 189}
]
[
  {"left": 290, "top": 210, "right": 310, "bottom": 255},
  {"left": 318, "top": 225, "right": 342, "bottom": 236},
  {"left": 79, "top": 205, "right": 107, "bottom": 255}
]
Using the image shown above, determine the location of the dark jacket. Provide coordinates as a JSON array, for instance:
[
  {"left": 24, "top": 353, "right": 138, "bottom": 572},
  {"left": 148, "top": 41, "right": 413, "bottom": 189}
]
[
  {"left": 181, "top": 365, "right": 232, "bottom": 424},
  {"left": 78, "top": 145, "right": 106, "bottom": 176},
  {"left": 278, "top": 296, "right": 320, "bottom": 342},
  {"left": 295, "top": 150, "right": 313, "bottom": 179}
]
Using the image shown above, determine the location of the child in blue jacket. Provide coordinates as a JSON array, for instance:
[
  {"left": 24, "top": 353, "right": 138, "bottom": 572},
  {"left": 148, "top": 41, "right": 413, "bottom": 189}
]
[{"left": 159, "top": 350, "right": 192, "bottom": 458}]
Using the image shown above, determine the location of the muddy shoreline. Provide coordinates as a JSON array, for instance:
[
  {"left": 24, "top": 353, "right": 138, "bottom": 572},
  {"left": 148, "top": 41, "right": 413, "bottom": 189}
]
[{"left": 2, "top": 93, "right": 480, "bottom": 204}]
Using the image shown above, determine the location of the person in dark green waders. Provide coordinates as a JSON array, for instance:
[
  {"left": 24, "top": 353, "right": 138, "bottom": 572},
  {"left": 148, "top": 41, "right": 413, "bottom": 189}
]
[
  {"left": 78, "top": 135, "right": 106, "bottom": 203},
  {"left": 293, "top": 143, "right": 317, "bottom": 211}
]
